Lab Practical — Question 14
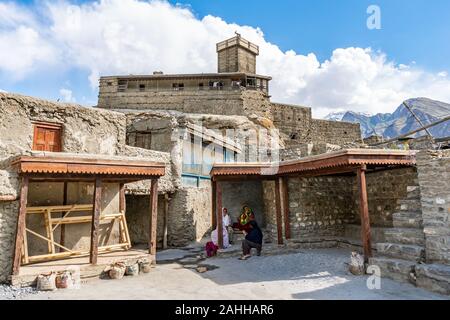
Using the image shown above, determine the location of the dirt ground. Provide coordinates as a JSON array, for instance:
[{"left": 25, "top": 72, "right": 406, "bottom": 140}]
[{"left": 17, "top": 247, "right": 448, "bottom": 300}]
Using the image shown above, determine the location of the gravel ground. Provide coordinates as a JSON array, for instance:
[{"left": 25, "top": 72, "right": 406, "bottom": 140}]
[
  {"left": 8, "top": 248, "right": 449, "bottom": 300},
  {"left": 0, "top": 284, "right": 39, "bottom": 300}
]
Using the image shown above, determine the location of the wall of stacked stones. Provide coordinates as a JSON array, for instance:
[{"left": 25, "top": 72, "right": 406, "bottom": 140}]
[
  {"left": 416, "top": 150, "right": 450, "bottom": 265},
  {"left": 355, "top": 167, "right": 418, "bottom": 227},
  {"left": 271, "top": 103, "right": 362, "bottom": 148},
  {"left": 287, "top": 176, "right": 357, "bottom": 239},
  {"left": 261, "top": 168, "right": 418, "bottom": 244}
]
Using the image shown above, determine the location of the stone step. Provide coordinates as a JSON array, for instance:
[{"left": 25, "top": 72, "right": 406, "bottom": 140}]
[
  {"left": 397, "top": 199, "right": 422, "bottom": 212},
  {"left": 392, "top": 212, "right": 423, "bottom": 228},
  {"left": 384, "top": 228, "right": 425, "bottom": 246},
  {"left": 416, "top": 263, "right": 450, "bottom": 295},
  {"left": 406, "top": 186, "right": 421, "bottom": 200},
  {"left": 376, "top": 243, "right": 425, "bottom": 261},
  {"left": 368, "top": 256, "right": 416, "bottom": 284}
]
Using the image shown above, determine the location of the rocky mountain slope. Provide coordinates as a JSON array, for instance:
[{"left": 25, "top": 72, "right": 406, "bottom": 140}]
[{"left": 325, "top": 98, "right": 450, "bottom": 138}]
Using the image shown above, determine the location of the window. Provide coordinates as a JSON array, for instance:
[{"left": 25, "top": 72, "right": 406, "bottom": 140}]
[
  {"left": 118, "top": 80, "right": 128, "bottom": 92},
  {"left": 127, "top": 132, "right": 152, "bottom": 150},
  {"left": 33, "top": 122, "right": 62, "bottom": 152},
  {"left": 172, "top": 83, "right": 184, "bottom": 91},
  {"left": 139, "top": 84, "right": 146, "bottom": 91},
  {"left": 198, "top": 83, "right": 204, "bottom": 90}
]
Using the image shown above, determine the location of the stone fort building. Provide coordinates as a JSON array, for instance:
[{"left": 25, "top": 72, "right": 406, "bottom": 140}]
[{"left": 0, "top": 35, "right": 449, "bottom": 295}]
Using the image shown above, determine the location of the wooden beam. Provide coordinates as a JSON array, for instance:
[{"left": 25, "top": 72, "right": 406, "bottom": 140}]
[
  {"left": 12, "top": 176, "right": 29, "bottom": 275},
  {"left": 60, "top": 181, "right": 68, "bottom": 252},
  {"left": 162, "top": 193, "right": 169, "bottom": 249},
  {"left": 281, "top": 177, "right": 291, "bottom": 240},
  {"left": 89, "top": 178, "right": 102, "bottom": 265},
  {"left": 149, "top": 179, "right": 159, "bottom": 255},
  {"left": 216, "top": 181, "right": 223, "bottom": 248},
  {"left": 211, "top": 180, "right": 217, "bottom": 230},
  {"left": 357, "top": 165, "right": 372, "bottom": 262},
  {"left": 119, "top": 183, "right": 126, "bottom": 244},
  {"left": 275, "top": 178, "right": 284, "bottom": 245}
]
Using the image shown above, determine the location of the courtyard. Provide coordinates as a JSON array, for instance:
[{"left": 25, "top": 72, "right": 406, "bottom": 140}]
[{"left": 11, "top": 247, "right": 448, "bottom": 300}]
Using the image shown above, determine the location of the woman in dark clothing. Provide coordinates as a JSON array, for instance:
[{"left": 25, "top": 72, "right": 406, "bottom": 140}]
[{"left": 239, "top": 220, "right": 263, "bottom": 260}]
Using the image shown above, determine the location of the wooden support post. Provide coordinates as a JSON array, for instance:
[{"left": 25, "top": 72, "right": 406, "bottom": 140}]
[
  {"left": 149, "top": 179, "right": 159, "bottom": 255},
  {"left": 90, "top": 177, "right": 102, "bottom": 265},
  {"left": 162, "top": 194, "right": 169, "bottom": 249},
  {"left": 211, "top": 180, "right": 217, "bottom": 230},
  {"left": 281, "top": 177, "right": 291, "bottom": 240},
  {"left": 119, "top": 183, "right": 126, "bottom": 243},
  {"left": 357, "top": 165, "right": 372, "bottom": 262},
  {"left": 275, "top": 178, "right": 284, "bottom": 245},
  {"left": 60, "top": 181, "right": 68, "bottom": 252},
  {"left": 216, "top": 181, "right": 223, "bottom": 249},
  {"left": 12, "top": 176, "right": 29, "bottom": 275}
]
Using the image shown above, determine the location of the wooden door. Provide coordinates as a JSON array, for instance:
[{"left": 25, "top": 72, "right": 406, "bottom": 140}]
[{"left": 33, "top": 123, "right": 62, "bottom": 152}]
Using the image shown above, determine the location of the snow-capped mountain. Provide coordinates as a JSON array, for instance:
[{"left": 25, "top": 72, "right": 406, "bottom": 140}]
[{"left": 324, "top": 98, "right": 450, "bottom": 139}]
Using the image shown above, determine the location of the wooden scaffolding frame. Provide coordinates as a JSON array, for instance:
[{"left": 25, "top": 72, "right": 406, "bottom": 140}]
[{"left": 21, "top": 204, "right": 131, "bottom": 264}]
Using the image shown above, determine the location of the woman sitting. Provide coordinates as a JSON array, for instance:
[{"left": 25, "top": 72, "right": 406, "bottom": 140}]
[{"left": 233, "top": 205, "right": 255, "bottom": 233}]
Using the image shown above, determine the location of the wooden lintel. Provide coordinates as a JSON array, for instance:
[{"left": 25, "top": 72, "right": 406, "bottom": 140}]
[
  {"left": 357, "top": 165, "right": 372, "bottom": 262},
  {"left": 149, "top": 179, "right": 159, "bottom": 255},
  {"left": 12, "top": 176, "right": 29, "bottom": 275},
  {"left": 89, "top": 177, "right": 102, "bottom": 265}
]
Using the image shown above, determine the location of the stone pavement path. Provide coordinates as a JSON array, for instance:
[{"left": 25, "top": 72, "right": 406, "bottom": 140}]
[{"left": 13, "top": 248, "right": 448, "bottom": 300}]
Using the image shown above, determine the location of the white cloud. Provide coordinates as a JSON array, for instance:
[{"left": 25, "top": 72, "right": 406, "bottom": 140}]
[
  {"left": 1, "top": 0, "right": 450, "bottom": 117},
  {"left": 59, "top": 88, "right": 76, "bottom": 103},
  {"left": 0, "top": 89, "right": 7, "bottom": 93}
]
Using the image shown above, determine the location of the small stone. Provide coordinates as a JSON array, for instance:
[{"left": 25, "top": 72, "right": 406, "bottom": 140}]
[{"left": 196, "top": 266, "right": 208, "bottom": 273}]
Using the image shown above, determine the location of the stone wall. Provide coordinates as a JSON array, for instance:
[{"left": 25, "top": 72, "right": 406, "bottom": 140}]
[
  {"left": 261, "top": 167, "right": 418, "bottom": 245},
  {"left": 356, "top": 167, "right": 418, "bottom": 227},
  {"left": 0, "top": 93, "right": 126, "bottom": 160},
  {"left": 125, "top": 194, "right": 165, "bottom": 248},
  {"left": 221, "top": 181, "right": 264, "bottom": 227},
  {"left": 287, "top": 176, "right": 357, "bottom": 239},
  {"left": 0, "top": 93, "right": 172, "bottom": 283},
  {"left": 167, "top": 187, "right": 212, "bottom": 247},
  {"left": 416, "top": 150, "right": 450, "bottom": 265},
  {"left": 271, "top": 102, "right": 362, "bottom": 148},
  {"left": 0, "top": 201, "right": 18, "bottom": 282},
  {"left": 98, "top": 88, "right": 272, "bottom": 119}
]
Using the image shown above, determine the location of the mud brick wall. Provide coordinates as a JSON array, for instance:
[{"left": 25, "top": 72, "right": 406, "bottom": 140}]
[
  {"left": 98, "top": 85, "right": 272, "bottom": 119},
  {"left": 0, "top": 92, "right": 126, "bottom": 160},
  {"left": 0, "top": 201, "right": 19, "bottom": 282},
  {"left": 125, "top": 194, "right": 165, "bottom": 248},
  {"left": 167, "top": 187, "right": 212, "bottom": 247},
  {"left": 416, "top": 150, "right": 450, "bottom": 265}
]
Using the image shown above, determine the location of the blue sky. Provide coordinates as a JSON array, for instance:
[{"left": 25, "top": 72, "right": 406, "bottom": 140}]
[
  {"left": 169, "top": 0, "right": 450, "bottom": 72},
  {"left": 1, "top": 0, "right": 450, "bottom": 117}
]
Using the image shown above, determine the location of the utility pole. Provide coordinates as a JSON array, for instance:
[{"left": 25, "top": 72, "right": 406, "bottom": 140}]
[{"left": 402, "top": 101, "right": 435, "bottom": 143}]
